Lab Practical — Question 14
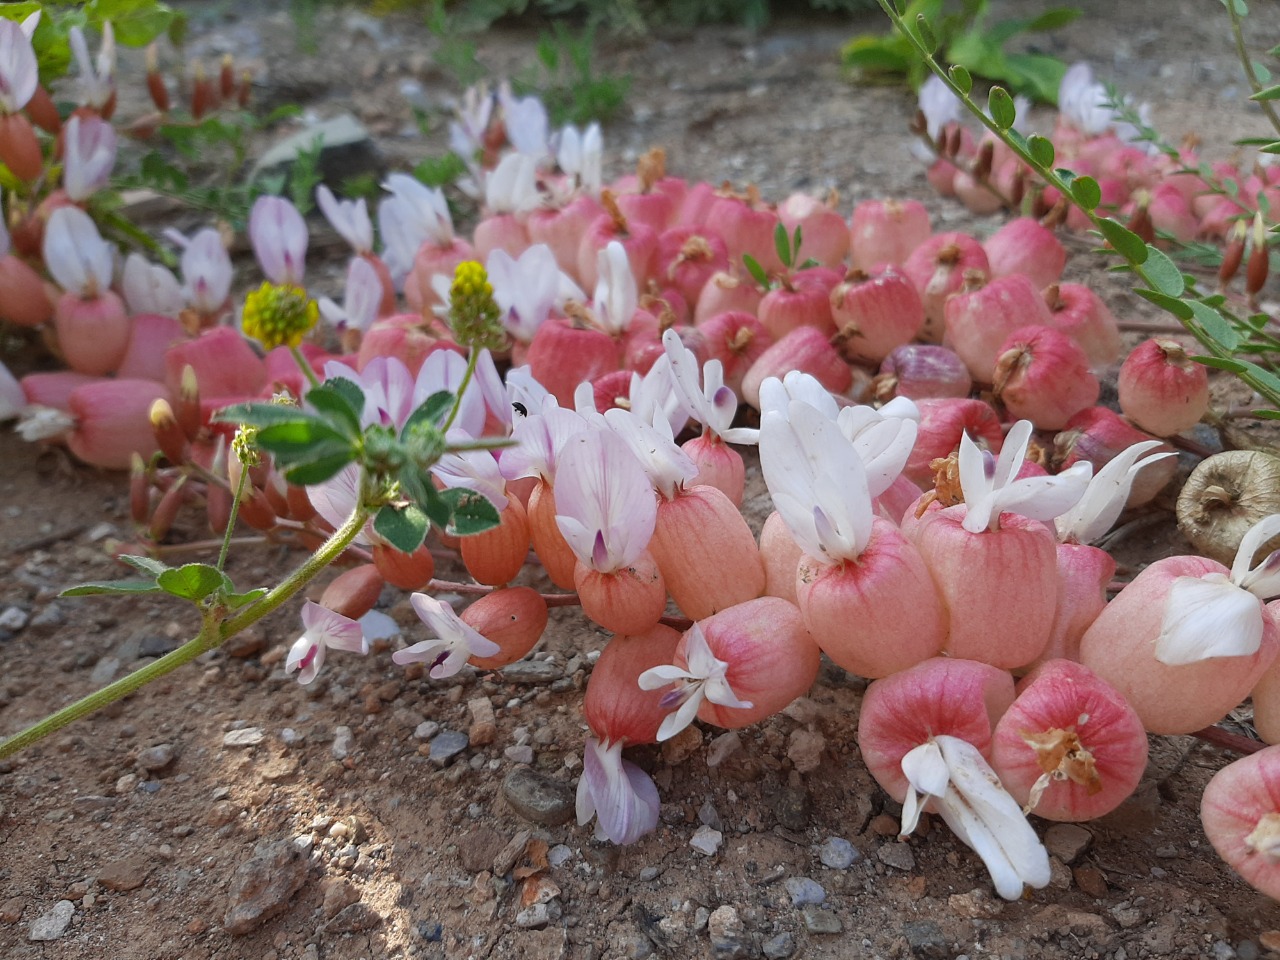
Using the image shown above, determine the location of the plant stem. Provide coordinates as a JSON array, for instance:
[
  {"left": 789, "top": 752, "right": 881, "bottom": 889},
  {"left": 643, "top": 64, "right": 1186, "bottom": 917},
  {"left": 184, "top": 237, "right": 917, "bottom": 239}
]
[
  {"left": 216, "top": 460, "right": 250, "bottom": 572},
  {"left": 441, "top": 349, "right": 479, "bottom": 433},
  {"left": 1225, "top": 0, "right": 1280, "bottom": 138},
  {"left": 0, "top": 498, "right": 372, "bottom": 760},
  {"left": 290, "top": 344, "right": 321, "bottom": 391}
]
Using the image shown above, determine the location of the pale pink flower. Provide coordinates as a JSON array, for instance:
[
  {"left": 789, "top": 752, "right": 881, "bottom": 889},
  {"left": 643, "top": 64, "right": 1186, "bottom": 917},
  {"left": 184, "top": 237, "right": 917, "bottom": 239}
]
[
  {"left": 315, "top": 184, "right": 373, "bottom": 255},
  {"left": 576, "top": 737, "right": 660, "bottom": 845},
  {"left": 69, "top": 22, "right": 114, "bottom": 112},
  {"left": 43, "top": 206, "right": 112, "bottom": 298},
  {"left": 181, "top": 228, "right": 233, "bottom": 316},
  {"left": 554, "top": 427, "right": 656, "bottom": 574},
  {"left": 637, "top": 623, "right": 752, "bottom": 742},
  {"left": 0, "top": 17, "right": 38, "bottom": 113},
  {"left": 285, "top": 600, "right": 369, "bottom": 685},
  {"left": 392, "top": 593, "right": 500, "bottom": 679},
  {"left": 249, "top": 195, "right": 308, "bottom": 286},
  {"left": 62, "top": 113, "right": 117, "bottom": 201},
  {"left": 318, "top": 256, "right": 381, "bottom": 333},
  {"left": 122, "top": 253, "right": 184, "bottom": 316}
]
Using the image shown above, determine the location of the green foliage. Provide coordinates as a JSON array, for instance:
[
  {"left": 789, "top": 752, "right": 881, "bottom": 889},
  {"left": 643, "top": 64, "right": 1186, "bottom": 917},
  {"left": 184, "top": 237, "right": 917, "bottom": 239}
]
[
  {"left": 843, "top": 0, "right": 1078, "bottom": 104},
  {"left": 62, "top": 556, "right": 266, "bottom": 609},
  {"left": 518, "top": 22, "right": 630, "bottom": 126}
]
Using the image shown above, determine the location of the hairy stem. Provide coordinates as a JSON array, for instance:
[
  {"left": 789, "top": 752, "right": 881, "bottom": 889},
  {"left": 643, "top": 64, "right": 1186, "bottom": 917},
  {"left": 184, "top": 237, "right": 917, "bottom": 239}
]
[{"left": 1226, "top": 0, "right": 1280, "bottom": 138}]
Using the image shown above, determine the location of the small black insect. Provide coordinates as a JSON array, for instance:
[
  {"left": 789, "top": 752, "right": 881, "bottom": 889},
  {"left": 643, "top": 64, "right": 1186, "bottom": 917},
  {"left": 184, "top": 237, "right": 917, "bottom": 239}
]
[{"left": 512, "top": 401, "right": 528, "bottom": 417}]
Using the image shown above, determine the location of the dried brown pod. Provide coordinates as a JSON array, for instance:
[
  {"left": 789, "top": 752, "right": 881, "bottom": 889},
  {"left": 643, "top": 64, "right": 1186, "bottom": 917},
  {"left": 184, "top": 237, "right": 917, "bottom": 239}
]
[{"left": 1176, "top": 450, "right": 1280, "bottom": 565}]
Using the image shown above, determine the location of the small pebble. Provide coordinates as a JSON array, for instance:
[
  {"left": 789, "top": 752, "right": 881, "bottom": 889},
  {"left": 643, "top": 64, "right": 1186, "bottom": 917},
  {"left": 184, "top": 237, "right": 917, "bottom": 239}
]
[
  {"left": 1044, "top": 823, "right": 1093, "bottom": 864},
  {"left": 708, "top": 905, "right": 749, "bottom": 959},
  {"left": 500, "top": 660, "right": 563, "bottom": 684},
  {"left": 222, "top": 728, "right": 265, "bottom": 749},
  {"left": 137, "top": 744, "right": 176, "bottom": 772},
  {"left": 429, "top": 730, "right": 469, "bottom": 765},
  {"left": 817, "top": 836, "right": 859, "bottom": 870},
  {"left": 504, "top": 745, "right": 534, "bottom": 765},
  {"left": 28, "top": 901, "right": 74, "bottom": 941},
  {"left": 0, "top": 606, "right": 28, "bottom": 632},
  {"left": 762, "top": 931, "right": 796, "bottom": 959},
  {"left": 414, "top": 721, "right": 440, "bottom": 741},
  {"left": 690, "top": 825, "right": 723, "bottom": 856},
  {"left": 331, "top": 726, "right": 353, "bottom": 761},
  {"left": 638, "top": 866, "right": 660, "bottom": 882},
  {"left": 706, "top": 731, "right": 742, "bottom": 767},
  {"left": 548, "top": 844, "right": 573, "bottom": 868},
  {"left": 877, "top": 842, "right": 915, "bottom": 872},
  {"left": 801, "top": 905, "right": 842, "bottom": 935},
  {"left": 784, "top": 877, "right": 825, "bottom": 907}
]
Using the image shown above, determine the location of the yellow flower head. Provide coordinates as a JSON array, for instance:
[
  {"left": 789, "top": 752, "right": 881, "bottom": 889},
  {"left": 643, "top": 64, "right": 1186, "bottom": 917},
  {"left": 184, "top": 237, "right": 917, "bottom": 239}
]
[
  {"left": 242, "top": 281, "right": 319, "bottom": 350},
  {"left": 447, "top": 260, "right": 506, "bottom": 351}
]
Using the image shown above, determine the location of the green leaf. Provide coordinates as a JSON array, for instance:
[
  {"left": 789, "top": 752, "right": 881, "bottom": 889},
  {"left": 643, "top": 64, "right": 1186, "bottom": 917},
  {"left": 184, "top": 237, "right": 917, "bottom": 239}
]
[
  {"left": 1262, "top": 142, "right": 1280, "bottom": 155},
  {"left": 85, "top": 0, "right": 175, "bottom": 47},
  {"left": 987, "top": 87, "right": 1016, "bottom": 130},
  {"left": 1253, "top": 409, "right": 1280, "bottom": 420},
  {"left": 156, "top": 563, "right": 230, "bottom": 602},
  {"left": 1193, "top": 355, "right": 1250, "bottom": 374},
  {"left": 1252, "top": 84, "right": 1280, "bottom": 102},
  {"left": 1026, "top": 8, "right": 1080, "bottom": 30},
  {"left": 281, "top": 451, "right": 359, "bottom": 486},
  {"left": 1097, "top": 218, "right": 1149, "bottom": 263},
  {"left": 1186, "top": 301, "right": 1242, "bottom": 352},
  {"left": 840, "top": 37, "right": 912, "bottom": 76},
  {"left": 419, "top": 484, "right": 454, "bottom": 531},
  {"left": 1026, "top": 134, "right": 1055, "bottom": 168},
  {"left": 1255, "top": 62, "right": 1273, "bottom": 84},
  {"left": 792, "top": 225, "right": 804, "bottom": 263},
  {"left": 214, "top": 402, "right": 312, "bottom": 429},
  {"left": 224, "top": 588, "right": 268, "bottom": 610},
  {"left": 1134, "top": 288, "right": 1194, "bottom": 319},
  {"left": 914, "top": 14, "right": 938, "bottom": 53},
  {"left": 1001, "top": 53, "right": 1069, "bottom": 104},
  {"left": 1142, "top": 245, "right": 1186, "bottom": 296},
  {"left": 1221, "top": 0, "right": 1248, "bottom": 14},
  {"left": 438, "top": 488, "right": 502, "bottom": 536},
  {"left": 1240, "top": 361, "right": 1280, "bottom": 399},
  {"left": 117, "top": 554, "right": 170, "bottom": 578},
  {"left": 742, "top": 254, "right": 770, "bottom": 289},
  {"left": 305, "top": 381, "right": 364, "bottom": 439},
  {"left": 1070, "top": 175, "right": 1102, "bottom": 211},
  {"left": 61, "top": 580, "right": 166, "bottom": 598},
  {"left": 401, "top": 391, "right": 455, "bottom": 440},
  {"left": 773, "top": 222, "right": 791, "bottom": 270},
  {"left": 255, "top": 421, "right": 352, "bottom": 460},
  {"left": 374, "top": 503, "right": 430, "bottom": 553},
  {"left": 948, "top": 64, "right": 973, "bottom": 95}
]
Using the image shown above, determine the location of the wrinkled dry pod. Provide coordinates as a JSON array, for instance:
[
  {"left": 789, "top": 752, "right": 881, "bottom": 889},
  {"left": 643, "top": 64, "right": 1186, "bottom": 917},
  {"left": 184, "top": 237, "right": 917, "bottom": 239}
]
[{"left": 1176, "top": 449, "right": 1280, "bottom": 565}]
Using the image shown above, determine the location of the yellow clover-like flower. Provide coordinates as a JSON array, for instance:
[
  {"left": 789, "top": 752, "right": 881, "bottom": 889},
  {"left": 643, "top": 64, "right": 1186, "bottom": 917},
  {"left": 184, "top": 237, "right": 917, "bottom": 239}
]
[
  {"left": 241, "top": 281, "right": 319, "bottom": 350},
  {"left": 447, "top": 260, "right": 505, "bottom": 351}
]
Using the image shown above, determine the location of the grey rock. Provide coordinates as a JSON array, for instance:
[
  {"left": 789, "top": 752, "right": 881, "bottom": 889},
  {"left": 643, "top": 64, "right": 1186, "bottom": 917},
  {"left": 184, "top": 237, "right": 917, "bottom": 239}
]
[
  {"left": 770, "top": 786, "right": 810, "bottom": 831},
  {"left": 801, "top": 906, "right": 841, "bottom": 935},
  {"left": 878, "top": 842, "right": 916, "bottom": 872},
  {"left": 691, "top": 825, "right": 723, "bottom": 856},
  {"left": 71, "top": 794, "right": 116, "bottom": 813},
  {"left": 429, "top": 730, "right": 469, "bottom": 765},
  {"left": 1044, "top": 823, "right": 1093, "bottom": 864},
  {"left": 707, "top": 731, "right": 742, "bottom": 767},
  {"left": 638, "top": 866, "right": 660, "bottom": 882},
  {"left": 621, "top": 934, "right": 653, "bottom": 959},
  {"left": 515, "top": 902, "right": 556, "bottom": 929},
  {"left": 502, "top": 768, "right": 575, "bottom": 826},
  {"left": 698, "top": 799, "right": 723, "bottom": 831},
  {"left": 222, "top": 840, "right": 310, "bottom": 935},
  {"left": 331, "top": 726, "right": 354, "bottom": 761},
  {"left": 1237, "top": 942, "right": 1259, "bottom": 960},
  {"left": 89, "top": 656, "right": 120, "bottom": 685},
  {"left": 708, "top": 905, "right": 750, "bottom": 959},
  {"left": 0, "top": 606, "right": 28, "bottom": 632},
  {"left": 903, "top": 920, "right": 947, "bottom": 957},
  {"left": 817, "top": 836, "right": 859, "bottom": 870},
  {"left": 414, "top": 720, "right": 440, "bottom": 741},
  {"left": 138, "top": 634, "right": 179, "bottom": 658},
  {"left": 28, "top": 603, "right": 65, "bottom": 635},
  {"left": 783, "top": 877, "right": 825, "bottom": 907},
  {"left": 252, "top": 114, "right": 382, "bottom": 186},
  {"left": 223, "top": 728, "right": 265, "bottom": 749},
  {"left": 505, "top": 745, "right": 534, "bottom": 765},
  {"left": 137, "top": 743, "right": 176, "bottom": 772},
  {"left": 28, "top": 901, "right": 74, "bottom": 941},
  {"left": 500, "top": 660, "right": 564, "bottom": 684},
  {"left": 762, "top": 931, "right": 796, "bottom": 959},
  {"left": 548, "top": 844, "right": 573, "bottom": 868}
]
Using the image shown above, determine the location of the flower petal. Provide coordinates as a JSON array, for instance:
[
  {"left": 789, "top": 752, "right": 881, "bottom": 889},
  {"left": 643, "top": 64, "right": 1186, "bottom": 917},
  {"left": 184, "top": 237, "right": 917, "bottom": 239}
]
[
  {"left": 578, "top": 738, "right": 660, "bottom": 845},
  {"left": 1155, "top": 574, "right": 1265, "bottom": 665},
  {"left": 655, "top": 689, "right": 704, "bottom": 742},
  {"left": 1233, "top": 514, "right": 1280, "bottom": 590},
  {"left": 636, "top": 664, "right": 696, "bottom": 690}
]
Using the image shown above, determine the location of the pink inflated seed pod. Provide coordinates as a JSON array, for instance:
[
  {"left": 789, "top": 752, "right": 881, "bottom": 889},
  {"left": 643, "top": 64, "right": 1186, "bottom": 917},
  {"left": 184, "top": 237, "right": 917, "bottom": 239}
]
[
  {"left": 694, "top": 267, "right": 764, "bottom": 324},
  {"left": 875, "top": 344, "right": 971, "bottom": 403},
  {"left": 1117, "top": 338, "right": 1209, "bottom": 437},
  {"left": 830, "top": 267, "right": 925, "bottom": 365},
  {"left": 463, "top": 587, "right": 549, "bottom": 670},
  {"left": 904, "top": 398, "right": 1003, "bottom": 487},
  {"left": 740, "top": 326, "right": 852, "bottom": 410},
  {"left": 1042, "top": 283, "right": 1122, "bottom": 370},
  {"left": 992, "top": 326, "right": 1099, "bottom": 431},
  {"left": 1054, "top": 407, "right": 1176, "bottom": 509},
  {"left": 943, "top": 272, "right": 1053, "bottom": 383},
  {"left": 1201, "top": 745, "right": 1280, "bottom": 901},
  {"left": 778, "top": 191, "right": 849, "bottom": 268},
  {"left": 696, "top": 311, "right": 772, "bottom": 393},
  {"left": 585, "top": 624, "right": 683, "bottom": 745},
  {"left": 759, "top": 510, "right": 803, "bottom": 605},
  {"left": 991, "top": 659, "right": 1148, "bottom": 822},
  {"left": 900, "top": 232, "right": 989, "bottom": 342},
  {"left": 983, "top": 217, "right": 1066, "bottom": 291},
  {"left": 848, "top": 198, "right": 931, "bottom": 272}
]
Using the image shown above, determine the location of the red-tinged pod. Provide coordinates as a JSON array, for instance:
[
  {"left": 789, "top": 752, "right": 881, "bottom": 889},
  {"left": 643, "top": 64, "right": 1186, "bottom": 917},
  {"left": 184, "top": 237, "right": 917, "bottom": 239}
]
[
  {"left": 285, "top": 482, "right": 317, "bottom": 522},
  {"left": 206, "top": 478, "right": 232, "bottom": 536},
  {"left": 527, "top": 479, "right": 579, "bottom": 590},
  {"left": 237, "top": 71, "right": 252, "bottom": 109},
  {"left": 900, "top": 232, "right": 989, "bottom": 343},
  {"left": 174, "top": 365, "right": 201, "bottom": 441},
  {"left": 696, "top": 310, "right": 772, "bottom": 394},
  {"left": 473, "top": 211, "right": 530, "bottom": 262},
  {"left": 796, "top": 519, "right": 946, "bottom": 679},
  {"left": 1079, "top": 555, "right": 1280, "bottom": 735},
  {"left": 54, "top": 291, "right": 131, "bottom": 376},
  {"left": 912, "top": 505, "right": 1058, "bottom": 671},
  {"left": 148, "top": 475, "right": 189, "bottom": 541},
  {"left": 704, "top": 188, "right": 783, "bottom": 276},
  {"left": 943, "top": 272, "right": 1053, "bottom": 383},
  {"left": 0, "top": 254, "right": 53, "bottom": 327},
  {"left": 904, "top": 398, "right": 1003, "bottom": 487},
  {"left": 848, "top": 198, "right": 931, "bottom": 272},
  {"left": 649, "top": 484, "right": 765, "bottom": 621},
  {"left": 831, "top": 266, "right": 926, "bottom": 366},
  {"left": 740, "top": 325, "right": 852, "bottom": 410},
  {"left": 682, "top": 433, "right": 744, "bottom": 507},
  {"left": 373, "top": 544, "right": 436, "bottom": 591},
  {"left": 590, "top": 369, "right": 633, "bottom": 414},
  {"left": 1031, "top": 542, "right": 1116, "bottom": 667},
  {"left": 757, "top": 267, "right": 840, "bottom": 340},
  {"left": 991, "top": 660, "right": 1148, "bottom": 822},
  {"left": 219, "top": 55, "right": 236, "bottom": 100},
  {"left": 875, "top": 344, "right": 971, "bottom": 403},
  {"left": 778, "top": 191, "right": 849, "bottom": 269},
  {"left": 574, "top": 551, "right": 666, "bottom": 636},
  {"left": 66, "top": 379, "right": 170, "bottom": 470},
  {"left": 149, "top": 398, "right": 188, "bottom": 464},
  {"left": 1117, "top": 338, "right": 1209, "bottom": 437},
  {"left": 694, "top": 269, "right": 764, "bottom": 326},
  {"left": 319, "top": 564, "right": 384, "bottom": 620},
  {"left": 584, "top": 624, "right": 683, "bottom": 744},
  {"left": 577, "top": 193, "right": 658, "bottom": 291},
  {"left": 759, "top": 510, "right": 803, "bottom": 605},
  {"left": 682, "top": 597, "right": 820, "bottom": 729},
  {"left": 20, "top": 371, "right": 94, "bottom": 410},
  {"left": 953, "top": 169, "right": 1005, "bottom": 215},
  {"left": 858, "top": 657, "right": 1016, "bottom": 802},
  {"left": 463, "top": 587, "right": 550, "bottom": 670},
  {"left": 117, "top": 313, "right": 189, "bottom": 383},
  {"left": 525, "top": 316, "right": 620, "bottom": 409},
  {"left": 237, "top": 487, "right": 277, "bottom": 531},
  {"left": 0, "top": 112, "right": 42, "bottom": 181},
  {"left": 983, "top": 217, "right": 1066, "bottom": 291},
  {"left": 460, "top": 496, "right": 531, "bottom": 587},
  {"left": 356, "top": 314, "right": 459, "bottom": 377},
  {"left": 403, "top": 239, "right": 476, "bottom": 315},
  {"left": 1042, "top": 283, "right": 1122, "bottom": 370},
  {"left": 1254, "top": 601, "right": 1280, "bottom": 744},
  {"left": 992, "top": 326, "right": 1099, "bottom": 431},
  {"left": 129, "top": 454, "right": 151, "bottom": 525},
  {"left": 165, "top": 327, "right": 267, "bottom": 401},
  {"left": 1054, "top": 406, "right": 1176, "bottom": 508},
  {"left": 526, "top": 195, "right": 604, "bottom": 284},
  {"left": 1201, "top": 745, "right": 1280, "bottom": 900},
  {"left": 25, "top": 84, "right": 61, "bottom": 134}
]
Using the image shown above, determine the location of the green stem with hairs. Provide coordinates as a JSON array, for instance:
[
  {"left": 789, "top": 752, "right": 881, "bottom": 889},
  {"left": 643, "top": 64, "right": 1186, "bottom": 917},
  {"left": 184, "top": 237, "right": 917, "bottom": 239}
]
[
  {"left": 216, "top": 460, "right": 249, "bottom": 573},
  {"left": 290, "top": 343, "right": 322, "bottom": 391},
  {"left": 1225, "top": 0, "right": 1280, "bottom": 138},
  {"left": 876, "top": 0, "right": 1280, "bottom": 414},
  {"left": 441, "top": 349, "right": 480, "bottom": 434},
  {"left": 0, "top": 498, "right": 371, "bottom": 761}
]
